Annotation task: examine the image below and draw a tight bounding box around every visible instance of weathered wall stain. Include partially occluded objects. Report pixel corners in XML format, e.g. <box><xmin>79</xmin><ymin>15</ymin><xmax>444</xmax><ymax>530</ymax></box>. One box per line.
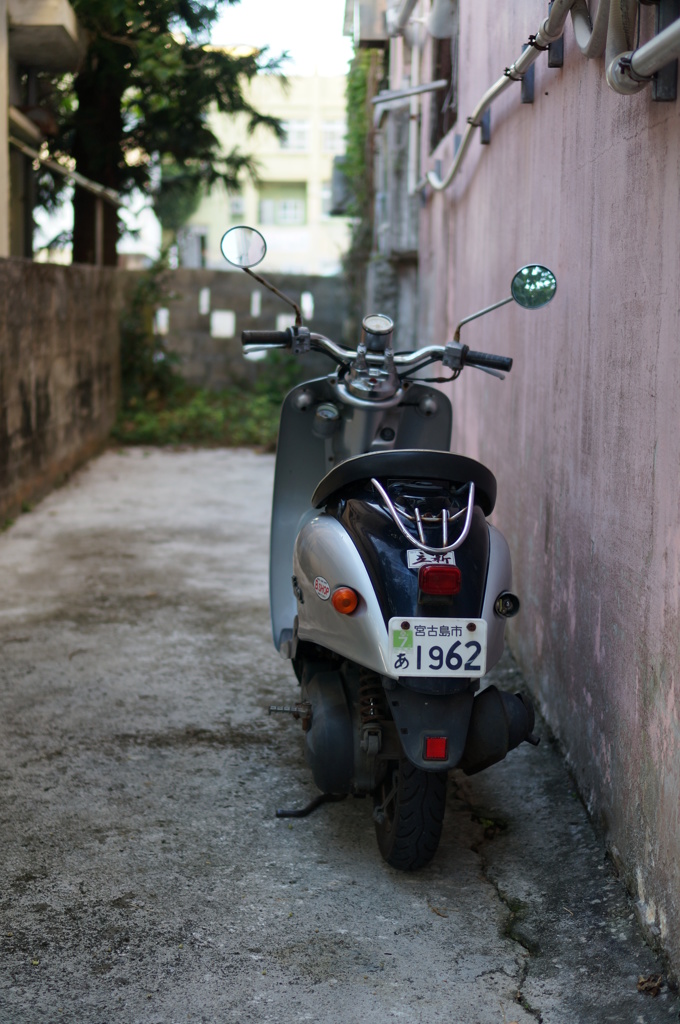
<box><xmin>0</xmin><ymin>259</ymin><xmax>121</xmax><ymax>521</ymax></box>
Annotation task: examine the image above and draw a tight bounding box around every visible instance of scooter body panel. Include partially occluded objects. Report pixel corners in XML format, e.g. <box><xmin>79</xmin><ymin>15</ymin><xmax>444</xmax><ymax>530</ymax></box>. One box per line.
<box><xmin>293</xmin><ymin>498</ymin><xmax>512</xmax><ymax>684</ymax></box>
<box><xmin>293</xmin><ymin>513</ymin><xmax>391</xmax><ymax>676</ymax></box>
<box><xmin>271</xmin><ymin>378</ymin><xmax>452</xmax><ymax>656</ymax></box>
<box><xmin>483</xmin><ymin>524</ymin><xmax>513</xmax><ymax>668</ymax></box>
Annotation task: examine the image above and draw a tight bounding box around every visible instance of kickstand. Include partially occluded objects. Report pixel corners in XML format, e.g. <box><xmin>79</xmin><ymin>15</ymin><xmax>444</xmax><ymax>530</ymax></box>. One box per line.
<box><xmin>276</xmin><ymin>793</ymin><xmax>347</xmax><ymax>819</ymax></box>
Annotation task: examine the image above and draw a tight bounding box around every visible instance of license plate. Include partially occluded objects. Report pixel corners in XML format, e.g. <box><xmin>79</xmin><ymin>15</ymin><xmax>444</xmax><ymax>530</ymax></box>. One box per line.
<box><xmin>388</xmin><ymin>617</ymin><xmax>487</xmax><ymax>678</ymax></box>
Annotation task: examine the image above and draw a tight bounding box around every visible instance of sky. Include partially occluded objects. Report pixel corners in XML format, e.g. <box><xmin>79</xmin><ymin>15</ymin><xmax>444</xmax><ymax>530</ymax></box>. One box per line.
<box><xmin>210</xmin><ymin>0</ymin><xmax>354</xmax><ymax>77</ymax></box>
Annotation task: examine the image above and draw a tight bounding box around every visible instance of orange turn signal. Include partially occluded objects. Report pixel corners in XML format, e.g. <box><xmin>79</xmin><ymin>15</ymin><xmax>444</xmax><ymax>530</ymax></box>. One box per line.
<box><xmin>331</xmin><ymin>587</ymin><xmax>359</xmax><ymax>615</ymax></box>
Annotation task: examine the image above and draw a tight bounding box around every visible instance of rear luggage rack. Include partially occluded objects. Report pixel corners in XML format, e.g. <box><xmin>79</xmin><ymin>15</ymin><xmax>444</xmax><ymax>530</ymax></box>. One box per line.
<box><xmin>370</xmin><ymin>478</ymin><xmax>476</xmax><ymax>554</ymax></box>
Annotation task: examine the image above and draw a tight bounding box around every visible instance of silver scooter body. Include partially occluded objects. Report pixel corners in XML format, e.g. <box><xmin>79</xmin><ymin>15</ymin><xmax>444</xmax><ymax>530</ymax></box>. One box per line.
<box><xmin>271</xmin><ymin>376</ymin><xmax>511</xmax><ymax>677</ymax></box>
<box><xmin>221</xmin><ymin>225</ymin><xmax>555</xmax><ymax>869</ymax></box>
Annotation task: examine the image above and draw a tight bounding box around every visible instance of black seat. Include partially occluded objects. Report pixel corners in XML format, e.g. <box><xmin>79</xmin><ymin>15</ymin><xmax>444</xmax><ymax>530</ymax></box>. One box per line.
<box><xmin>311</xmin><ymin>449</ymin><xmax>497</xmax><ymax>516</ymax></box>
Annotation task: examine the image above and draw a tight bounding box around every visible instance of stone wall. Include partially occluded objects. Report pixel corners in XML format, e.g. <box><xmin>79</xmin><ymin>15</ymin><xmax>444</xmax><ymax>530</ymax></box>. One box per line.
<box><xmin>415</xmin><ymin>1</ymin><xmax>680</xmax><ymax>972</ymax></box>
<box><xmin>0</xmin><ymin>258</ymin><xmax>121</xmax><ymax>521</ymax></box>
<box><xmin>155</xmin><ymin>268</ymin><xmax>351</xmax><ymax>389</ymax></box>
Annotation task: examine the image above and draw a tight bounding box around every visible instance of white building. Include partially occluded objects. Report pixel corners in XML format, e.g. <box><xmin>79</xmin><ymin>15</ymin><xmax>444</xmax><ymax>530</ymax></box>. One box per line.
<box><xmin>183</xmin><ymin>73</ymin><xmax>351</xmax><ymax>276</ymax></box>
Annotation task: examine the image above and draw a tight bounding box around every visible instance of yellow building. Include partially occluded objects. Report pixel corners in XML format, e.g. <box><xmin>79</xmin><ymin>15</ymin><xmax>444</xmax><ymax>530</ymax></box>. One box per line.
<box><xmin>183</xmin><ymin>73</ymin><xmax>351</xmax><ymax>276</ymax></box>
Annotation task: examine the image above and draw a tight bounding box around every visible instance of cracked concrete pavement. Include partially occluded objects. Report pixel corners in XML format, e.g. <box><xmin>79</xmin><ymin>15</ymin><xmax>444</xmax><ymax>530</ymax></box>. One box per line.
<box><xmin>0</xmin><ymin>447</ymin><xmax>677</xmax><ymax>1023</ymax></box>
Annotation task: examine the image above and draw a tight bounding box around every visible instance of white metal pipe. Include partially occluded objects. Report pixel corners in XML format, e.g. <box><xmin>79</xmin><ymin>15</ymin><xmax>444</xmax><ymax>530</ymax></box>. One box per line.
<box><xmin>372</xmin><ymin>79</ymin><xmax>449</xmax><ymax>105</ymax></box>
<box><xmin>425</xmin><ymin>73</ymin><xmax>512</xmax><ymax>191</ymax></box>
<box><xmin>427</xmin><ymin>0</ymin><xmax>457</xmax><ymax>39</ymax></box>
<box><xmin>539</xmin><ymin>0</ymin><xmax>583</xmax><ymax>44</ymax></box>
<box><xmin>424</xmin><ymin>0</ymin><xmax>680</xmax><ymax>192</ymax></box>
<box><xmin>604</xmin><ymin>0</ymin><xmax>643</xmax><ymax>92</ymax></box>
<box><xmin>425</xmin><ymin>0</ymin><xmax>582</xmax><ymax>191</ymax></box>
<box><xmin>571</xmin><ymin>0</ymin><xmax>610</xmax><ymax>57</ymax></box>
<box><xmin>386</xmin><ymin>0</ymin><xmax>419</xmax><ymax>36</ymax></box>
<box><xmin>608</xmin><ymin>15</ymin><xmax>680</xmax><ymax>91</ymax></box>
<box><xmin>633</xmin><ymin>15</ymin><xmax>680</xmax><ymax>75</ymax></box>
<box><xmin>408</xmin><ymin>23</ymin><xmax>421</xmax><ymax>195</ymax></box>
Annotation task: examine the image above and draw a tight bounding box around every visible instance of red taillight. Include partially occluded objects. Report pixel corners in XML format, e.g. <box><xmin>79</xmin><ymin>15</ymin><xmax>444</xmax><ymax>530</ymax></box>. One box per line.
<box><xmin>418</xmin><ymin>564</ymin><xmax>462</xmax><ymax>596</ymax></box>
<box><xmin>425</xmin><ymin>736</ymin><xmax>448</xmax><ymax>760</ymax></box>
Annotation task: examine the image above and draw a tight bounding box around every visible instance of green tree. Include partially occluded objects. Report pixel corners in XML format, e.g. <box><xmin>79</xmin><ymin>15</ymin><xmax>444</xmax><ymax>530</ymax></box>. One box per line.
<box><xmin>39</xmin><ymin>0</ymin><xmax>284</xmax><ymax>265</ymax></box>
<box><xmin>342</xmin><ymin>48</ymin><xmax>383</xmax><ymax>321</ymax></box>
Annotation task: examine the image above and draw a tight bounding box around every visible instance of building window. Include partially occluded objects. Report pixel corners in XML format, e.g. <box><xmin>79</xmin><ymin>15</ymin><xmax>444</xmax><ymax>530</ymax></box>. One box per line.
<box><xmin>277</xmin><ymin>199</ymin><xmax>305</xmax><ymax>225</ymax></box>
<box><xmin>229</xmin><ymin>195</ymin><xmax>245</xmax><ymax>219</ymax></box>
<box><xmin>430</xmin><ymin>29</ymin><xmax>459</xmax><ymax>153</ymax></box>
<box><xmin>280</xmin><ymin>121</ymin><xmax>310</xmax><ymax>152</ymax></box>
<box><xmin>321</xmin><ymin>120</ymin><xmax>346</xmax><ymax>155</ymax></box>
<box><xmin>321</xmin><ymin>182</ymin><xmax>333</xmax><ymax>219</ymax></box>
<box><xmin>258</xmin><ymin>183</ymin><xmax>307</xmax><ymax>226</ymax></box>
<box><xmin>259</xmin><ymin>198</ymin><xmax>276</xmax><ymax>225</ymax></box>
<box><xmin>177</xmin><ymin>225</ymin><xmax>207</xmax><ymax>268</ymax></box>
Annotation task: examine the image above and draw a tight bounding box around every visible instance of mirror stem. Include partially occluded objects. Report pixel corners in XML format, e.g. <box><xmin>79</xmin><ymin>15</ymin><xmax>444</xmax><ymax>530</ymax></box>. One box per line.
<box><xmin>453</xmin><ymin>295</ymin><xmax>513</xmax><ymax>339</ymax></box>
<box><xmin>244</xmin><ymin>268</ymin><xmax>302</xmax><ymax>326</ymax></box>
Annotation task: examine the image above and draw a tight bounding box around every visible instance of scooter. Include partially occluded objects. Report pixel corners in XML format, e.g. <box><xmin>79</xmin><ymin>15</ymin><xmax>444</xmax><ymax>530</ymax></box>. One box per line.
<box><xmin>221</xmin><ymin>226</ymin><xmax>556</xmax><ymax>870</ymax></box>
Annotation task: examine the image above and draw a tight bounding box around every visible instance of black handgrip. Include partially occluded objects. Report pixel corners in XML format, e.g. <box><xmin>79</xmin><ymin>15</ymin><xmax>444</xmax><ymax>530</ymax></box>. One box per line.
<box><xmin>465</xmin><ymin>348</ymin><xmax>513</xmax><ymax>372</ymax></box>
<box><xmin>241</xmin><ymin>329</ymin><xmax>291</xmax><ymax>346</ymax></box>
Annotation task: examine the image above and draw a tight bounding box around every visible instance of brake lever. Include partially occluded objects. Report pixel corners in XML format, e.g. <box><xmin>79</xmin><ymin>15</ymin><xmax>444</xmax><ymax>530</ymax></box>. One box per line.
<box><xmin>471</xmin><ymin>364</ymin><xmax>506</xmax><ymax>380</ymax></box>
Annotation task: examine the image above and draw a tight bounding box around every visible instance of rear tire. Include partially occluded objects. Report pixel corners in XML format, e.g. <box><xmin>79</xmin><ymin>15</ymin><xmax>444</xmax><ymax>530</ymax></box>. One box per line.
<box><xmin>373</xmin><ymin>758</ymin><xmax>447</xmax><ymax>870</ymax></box>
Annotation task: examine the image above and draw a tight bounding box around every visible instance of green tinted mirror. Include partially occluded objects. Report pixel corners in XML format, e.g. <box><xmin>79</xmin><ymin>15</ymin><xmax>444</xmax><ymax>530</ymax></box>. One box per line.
<box><xmin>220</xmin><ymin>226</ymin><xmax>267</xmax><ymax>268</ymax></box>
<box><xmin>511</xmin><ymin>265</ymin><xmax>556</xmax><ymax>309</ymax></box>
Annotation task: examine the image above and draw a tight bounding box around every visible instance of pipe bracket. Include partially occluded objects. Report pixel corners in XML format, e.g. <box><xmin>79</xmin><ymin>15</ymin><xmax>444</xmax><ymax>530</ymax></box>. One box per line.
<box><xmin>528</xmin><ymin>34</ymin><xmax>550</xmax><ymax>51</ymax></box>
<box><xmin>618</xmin><ymin>53</ymin><xmax>654</xmax><ymax>83</ymax></box>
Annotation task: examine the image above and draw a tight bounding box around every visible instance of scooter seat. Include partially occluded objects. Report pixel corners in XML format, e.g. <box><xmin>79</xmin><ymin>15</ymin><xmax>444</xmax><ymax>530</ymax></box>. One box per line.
<box><xmin>311</xmin><ymin>449</ymin><xmax>497</xmax><ymax>516</ymax></box>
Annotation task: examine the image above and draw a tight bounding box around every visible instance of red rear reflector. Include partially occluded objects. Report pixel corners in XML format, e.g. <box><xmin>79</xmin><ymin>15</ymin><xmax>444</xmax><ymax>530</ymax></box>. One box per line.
<box><xmin>331</xmin><ymin>587</ymin><xmax>359</xmax><ymax>614</ymax></box>
<box><xmin>418</xmin><ymin>564</ymin><xmax>462</xmax><ymax>595</ymax></box>
<box><xmin>425</xmin><ymin>736</ymin><xmax>448</xmax><ymax>760</ymax></box>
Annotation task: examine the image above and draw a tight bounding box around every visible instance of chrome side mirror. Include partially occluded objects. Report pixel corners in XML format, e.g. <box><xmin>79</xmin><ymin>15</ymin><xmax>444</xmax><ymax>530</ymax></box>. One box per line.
<box><xmin>219</xmin><ymin>225</ymin><xmax>303</xmax><ymax>326</ymax></box>
<box><xmin>510</xmin><ymin>265</ymin><xmax>557</xmax><ymax>309</ymax></box>
<box><xmin>220</xmin><ymin>226</ymin><xmax>267</xmax><ymax>269</ymax></box>
<box><xmin>454</xmin><ymin>263</ymin><xmax>557</xmax><ymax>340</ymax></box>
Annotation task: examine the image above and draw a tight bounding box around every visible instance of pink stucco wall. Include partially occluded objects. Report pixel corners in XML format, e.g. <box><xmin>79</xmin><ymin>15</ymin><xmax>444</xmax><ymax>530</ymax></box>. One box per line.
<box><xmin>414</xmin><ymin>2</ymin><xmax>680</xmax><ymax>971</ymax></box>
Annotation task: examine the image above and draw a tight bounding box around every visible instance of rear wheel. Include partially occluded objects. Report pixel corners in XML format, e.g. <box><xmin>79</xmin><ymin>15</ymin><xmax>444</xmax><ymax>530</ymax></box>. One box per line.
<box><xmin>373</xmin><ymin>758</ymin><xmax>447</xmax><ymax>870</ymax></box>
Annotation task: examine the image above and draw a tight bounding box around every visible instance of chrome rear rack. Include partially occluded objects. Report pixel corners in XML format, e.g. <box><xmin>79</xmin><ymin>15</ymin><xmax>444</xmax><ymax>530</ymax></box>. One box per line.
<box><xmin>370</xmin><ymin>478</ymin><xmax>476</xmax><ymax>554</ymax></box>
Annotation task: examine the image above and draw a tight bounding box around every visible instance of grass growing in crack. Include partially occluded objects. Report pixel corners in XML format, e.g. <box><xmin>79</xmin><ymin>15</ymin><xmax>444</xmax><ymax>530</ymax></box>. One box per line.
<box><xmin>112</xmin><ymin>352</ymin><xmax>305</xmax><ymax>449</ymax></box>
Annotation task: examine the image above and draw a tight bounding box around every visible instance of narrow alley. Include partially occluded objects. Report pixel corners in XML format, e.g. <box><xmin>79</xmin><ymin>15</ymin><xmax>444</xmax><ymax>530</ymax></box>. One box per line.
<box><xmin>0</xmin><ymin>448</ymin><xmax>676</xmax><ymax>1023</ymax></box>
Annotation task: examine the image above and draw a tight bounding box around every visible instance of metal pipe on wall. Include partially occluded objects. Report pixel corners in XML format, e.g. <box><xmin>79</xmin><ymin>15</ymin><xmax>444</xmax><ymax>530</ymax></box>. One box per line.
<box><xmin>423</xmin><ymin>0</ymin><xmax>680</xmax><ymax>191</ymax></box>
<box><xmin>608</xmin><ymin>13</ymin><xmax>680</xmax><ymax>89</ymax></box>
<box><xmin>386</xmin><ymin>0</ymin><xmax>420</xmax><ymax>37</ymax></box>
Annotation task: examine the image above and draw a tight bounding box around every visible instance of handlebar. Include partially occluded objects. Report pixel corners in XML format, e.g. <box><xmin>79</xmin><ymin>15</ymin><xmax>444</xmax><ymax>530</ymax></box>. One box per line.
<box><xmin>464</xmin><ymin>349</ymin><xmax>513</xmax><ymax>372</ymax></box>
<box><xmin>241</xmin><ymin>329</ymin><xmax>291</xmax><ymax>346</ymax></box>
<box><xmin>241</xmin><ymin>329</ymin><xmax>512</xmax><ymax>375</ymax></box>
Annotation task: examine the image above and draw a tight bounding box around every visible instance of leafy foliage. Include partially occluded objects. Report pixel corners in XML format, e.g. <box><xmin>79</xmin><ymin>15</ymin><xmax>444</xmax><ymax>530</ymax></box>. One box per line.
<box><xmin>115</xmin><ymin>262</ymin><xmax>304</xmax><ymax>448</ymax></box>
<box><xmin>342</xmin><ymin>48</ymin><xmax>384</xmax><ymax>317</ymax></box>
<box><xmin>36</xmin><ymin>0</ymin><xmax>285</xmax><ymax>260</ymax></box>
<box><xmin>119</xmin><ymin>256</ymin><xmax>182</xmax><ymax>407</ymax></box>
<box><xmin>113</xmin><ymin>352</ymin><xmax>305</xmax><ymax>449</ymax></box>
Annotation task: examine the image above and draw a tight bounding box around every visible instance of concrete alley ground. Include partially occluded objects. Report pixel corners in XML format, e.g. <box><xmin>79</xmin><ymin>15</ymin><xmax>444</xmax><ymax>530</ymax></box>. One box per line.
<box><xmin>0</xmin><ymin>448</ymin><xmax>677</xmax><ymax>1024</ymax></box>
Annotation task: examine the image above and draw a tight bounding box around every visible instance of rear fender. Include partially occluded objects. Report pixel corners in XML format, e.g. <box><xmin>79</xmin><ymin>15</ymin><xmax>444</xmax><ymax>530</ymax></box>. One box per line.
<box><xmin>384</xmin><ymin>683</ymin><xmax>474</xmax><ymax>770</ymax></box>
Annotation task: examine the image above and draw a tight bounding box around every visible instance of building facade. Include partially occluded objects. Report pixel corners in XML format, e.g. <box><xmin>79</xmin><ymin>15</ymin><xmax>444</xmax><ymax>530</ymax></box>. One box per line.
<box><xmin>183</xmin><ymin>73</ymin><xmax>351</xmax><ymax>276</ymax></box>
<box><xmin>0</xmin><ymin>0</ymin><xmax>85</xmax><ymax>258</ymax></box>
<box><xmin>353</xmin><ymin>0</ymin><xmax>680</xmax><ymax>975</ymax></box>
